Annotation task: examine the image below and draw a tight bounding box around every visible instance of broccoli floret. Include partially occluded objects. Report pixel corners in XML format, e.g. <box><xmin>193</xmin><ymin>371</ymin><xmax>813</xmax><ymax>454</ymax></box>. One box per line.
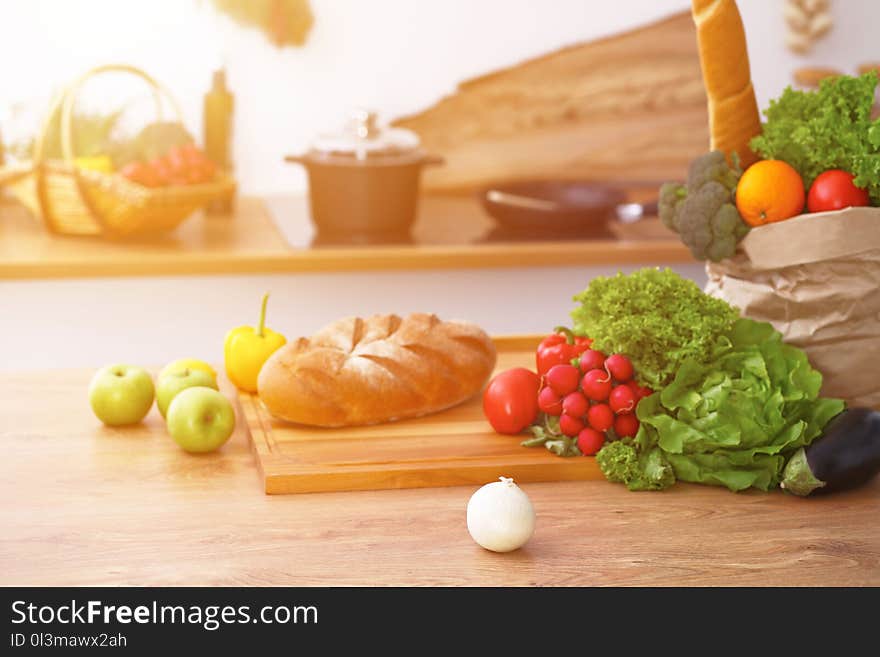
<box><xmin>657</xmin><ymin>150</ymin><xmax>750</xmax><ymax>262</ymax></box>
<box><xmin>596</xmin><ymin>440</ymin><xmax>676</xmax><ymax>491</ymax></box>
<box><xmin>687</xmin><ymin>150</ymin><xmax>742</xmax><ymax>190</ymax></box>
<box><xmin>678</xmin><ymin>181</ymin><xmax>729</xmax><ymax>260</ymax></box>
<box><xmin>711</xmin><ymin>203</ymin><xmax>742</xmax><ymax>234</ymax></box>
<box><xmin>659</xmin><ymin>182</ymin><xmax>687</xmax><ymax>232</ymax></box>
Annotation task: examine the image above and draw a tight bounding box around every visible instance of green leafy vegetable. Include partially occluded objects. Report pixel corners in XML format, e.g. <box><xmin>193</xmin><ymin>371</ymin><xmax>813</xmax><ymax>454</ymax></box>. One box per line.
<box><xmin>570</xmin><ymin>268</ymin><xmax>740</xmax><ymax>389</ymax></box>
<box><xmin>600</xmin><ymin>318</ymin><xmax>845</xmax><ymax>492</ymax></box>
<box><xmin>750</xmin><ymin>71</ymin><xmax>880</xmax><ymax>204</ymax></box>
<box><xmin>659</xmin><ymin>151</ymin><xmax>750</xmax><ymax>262</ymax></box>
<box><xmin>596</xmin><ymin>436</ymin><xmax>675</xmax><ymax>491</ymax></box>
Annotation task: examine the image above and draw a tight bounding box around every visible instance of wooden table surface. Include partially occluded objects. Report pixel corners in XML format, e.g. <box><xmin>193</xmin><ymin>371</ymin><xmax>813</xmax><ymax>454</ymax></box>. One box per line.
<box><xmin>2</xmin><ymin>368</ymin><xmax>878</xmax><ymax>587</ymax></box>
<box><xmin>0</xmin><ymin>193</ymin><xmax>691</xmax><ymax>280</ymax></box>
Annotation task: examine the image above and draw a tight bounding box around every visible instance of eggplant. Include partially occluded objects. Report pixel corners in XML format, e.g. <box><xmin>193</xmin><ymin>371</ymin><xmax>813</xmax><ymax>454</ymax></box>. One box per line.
<box><xmin>781</xmin><ymin>408</ymin><xmax>880</xmax><ymax>497</ymax></box>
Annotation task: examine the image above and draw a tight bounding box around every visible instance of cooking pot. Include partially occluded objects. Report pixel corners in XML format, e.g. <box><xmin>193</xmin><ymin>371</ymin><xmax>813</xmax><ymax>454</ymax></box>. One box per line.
<box><xmin>284</xmin><ymin>109</ymin><xmax>443</xmax><ymax>238</ymax></box>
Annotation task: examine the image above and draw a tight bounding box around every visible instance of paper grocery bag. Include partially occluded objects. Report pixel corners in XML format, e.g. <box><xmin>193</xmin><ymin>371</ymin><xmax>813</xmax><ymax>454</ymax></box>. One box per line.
<box><xmin>705</xmin><ymin>207</ymin><xmax>880</xmax><ymax>409</ymax></box>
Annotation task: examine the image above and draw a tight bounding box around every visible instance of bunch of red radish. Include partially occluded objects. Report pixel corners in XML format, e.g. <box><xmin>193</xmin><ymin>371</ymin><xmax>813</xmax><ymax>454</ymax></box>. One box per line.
<box><xmin>538</xmin><ymin>349</ymin><xmax>652</xmax><ymax>456</ymax></box>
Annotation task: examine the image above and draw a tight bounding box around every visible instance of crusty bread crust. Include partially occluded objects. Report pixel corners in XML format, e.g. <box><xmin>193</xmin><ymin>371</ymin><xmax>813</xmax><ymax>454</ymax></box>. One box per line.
<box><xmin>691</xmin><ymin>0</ymin><xmax>762</xmax><ymax>166</ymax></box>
<box><xmin>257</xmin><ymin>313</ymin><xmax>497</xmax><ymax>427</ymax></box>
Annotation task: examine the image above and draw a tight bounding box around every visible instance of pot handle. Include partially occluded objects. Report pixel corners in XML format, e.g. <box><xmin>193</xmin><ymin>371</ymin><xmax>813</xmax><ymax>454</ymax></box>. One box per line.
<box><xmin>283</xmin><ymin>154</ymin><xmax>307</xmax><ymax>165</ymax></box>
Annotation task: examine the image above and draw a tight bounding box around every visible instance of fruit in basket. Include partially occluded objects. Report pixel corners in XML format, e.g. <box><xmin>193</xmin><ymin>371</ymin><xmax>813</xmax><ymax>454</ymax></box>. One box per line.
<box><xmin>736</xmin><ymin>159</ymin><xmax>806</xmax><ymax>226</ymax></box>
<box><xmin>129</xmin><ymin>121</ymin><xmax>194</xmax><ymax>163</ymax></box>
<box><xmin>74</xmin><ymin>155</ymin><xmax>114</xmax><ymax>173</ymax></box>
<box><xmin>88</xmin><ymin>364</ymin><xmax>155</xmax><ymax>426</ymax></box>
<box><xmin>807</xmin><ymin>169</ymin><xmax>871</xmax><ymax>213</ymax></box>
<box><xmin>120</xmin><ymin>142</ymin><xmax>218</xmax><ymax>188</ymax></box>
<box><xmin>120</xmin><ymin>160</ymin><xmax>161</xmax><ymax>187</ymax></box>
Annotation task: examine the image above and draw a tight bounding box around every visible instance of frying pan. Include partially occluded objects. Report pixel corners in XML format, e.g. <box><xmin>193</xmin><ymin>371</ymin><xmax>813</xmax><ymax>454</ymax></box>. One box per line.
<box><xmin>479</xmin><ymin>180</ymin><xmax>657</xmax><ymax>237</ymax></box>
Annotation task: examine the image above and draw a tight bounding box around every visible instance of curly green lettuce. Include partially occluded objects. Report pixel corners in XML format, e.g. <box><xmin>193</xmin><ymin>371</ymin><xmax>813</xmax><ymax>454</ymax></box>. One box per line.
<box><xmin>602</xmin><ymin>318</ymin><xmax>845</xmax><ymax>493</ymax></box>
<box><xmin>750</xmin><ymin>70</ymin><xmax>880</xmax><ymax>204</ymax></box>
<box><xmin>596</xmin><ymin>437</ymin><xmax>675</xmax><ymax>491</ymax></box>
<box><xmin>570</xmin><ymin>268</ymin><xmax>740</xmax><ymax>388</ymax></box>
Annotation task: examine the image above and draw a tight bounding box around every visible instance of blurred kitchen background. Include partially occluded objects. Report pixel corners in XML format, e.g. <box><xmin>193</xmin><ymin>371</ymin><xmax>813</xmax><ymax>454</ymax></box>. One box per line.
<box><xmin>1</xmin><ymin>0</ymin><xmax>877</xmax><ymax>371</ymax></box>
<box><xmin>3</xmin><ymin>0</ymin><xmax>875</xmax><ymax>195</ymax></box>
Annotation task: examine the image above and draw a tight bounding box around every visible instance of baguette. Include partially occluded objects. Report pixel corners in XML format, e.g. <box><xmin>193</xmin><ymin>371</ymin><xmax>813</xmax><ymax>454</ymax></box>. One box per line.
<box><xmin>257</xmin><ymin>313</ymin><xmax>497</xmax><ymax>427</ymax></box>
<box><xmin>691</xmin><ymin>0</ymin><xmax>762</xmax><ymax>166</ymax></box>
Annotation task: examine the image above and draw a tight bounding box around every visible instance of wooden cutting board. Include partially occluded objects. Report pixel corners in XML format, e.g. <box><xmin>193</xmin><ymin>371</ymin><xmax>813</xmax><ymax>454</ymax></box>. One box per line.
<box><xmin>241</xmin><ymin>335</ymin><xmax>601</xmax><ymax>494</ymax></box>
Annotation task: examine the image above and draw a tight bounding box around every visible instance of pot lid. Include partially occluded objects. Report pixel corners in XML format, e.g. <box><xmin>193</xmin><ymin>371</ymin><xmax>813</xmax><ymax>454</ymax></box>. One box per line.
<box><xmin>310</xmin><ymin>109</ymin><xmax>420</xmax><ymax>160</ymax></box>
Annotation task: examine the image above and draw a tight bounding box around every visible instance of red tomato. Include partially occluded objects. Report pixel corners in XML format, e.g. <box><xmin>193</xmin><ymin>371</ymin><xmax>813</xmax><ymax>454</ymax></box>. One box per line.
<box><xmin>120</xmin><ymin>161</ymin><xmax>159</xmax><ymax>187</ymax></box>
<box><xmin>482</xmin><ymin>368</ymin><xmax>540</xmax><ymax>434</ymax></box>
<box><xmin>149</xmin><ymin>157</ymin><xmax>172</xmax><ymax>186</ymax></box>
<box><xmin>200</xmin><ymin>158</ymin><xmax>217</xmax><ymax>180</ymax></box>
<box><xmin>166</xmin><ymin>145</ymin><xmax>188</xmax><ymax>175</ymax></box>
<box><xmin>807</xmin><ymin>170</ymin><xmax>870</xmax><ymax>213</ymax></box>
<box><xmin>180</xmin><ymin>142</ymin><xmax>203</xmax><ymax>163</ymax></box>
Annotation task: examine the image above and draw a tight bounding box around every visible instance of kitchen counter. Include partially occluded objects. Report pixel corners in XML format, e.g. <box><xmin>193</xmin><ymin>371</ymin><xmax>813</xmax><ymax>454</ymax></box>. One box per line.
<box><xmin>2</xmin><ymin>368</ymin><xmax>878</xmax><ymax>587</ymax></box>
<box><xmin>0</xmin><ymin>194</ymin><xmax>691</xmax><ymax>280</ymax></box>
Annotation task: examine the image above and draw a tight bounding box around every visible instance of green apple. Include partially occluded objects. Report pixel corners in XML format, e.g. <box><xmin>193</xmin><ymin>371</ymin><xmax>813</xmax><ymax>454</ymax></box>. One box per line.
<box><xmin>88</xmin><ymin>364</ymin><xmax>155</xmax><ymax>426</ymax></box>
<box><xmin>156</xmin><ymin>368</ymin><xmax>218</xmax><ymax>418</ymax></box>
<box><xmin>166</xmin><ymin>387</ymin><xmax>235</xmax><ymax>453</ymax></box>
<box><xmin>158</xmin><ymin>358</ymin><xmax>217</xmax><ymax>383</ymax></box>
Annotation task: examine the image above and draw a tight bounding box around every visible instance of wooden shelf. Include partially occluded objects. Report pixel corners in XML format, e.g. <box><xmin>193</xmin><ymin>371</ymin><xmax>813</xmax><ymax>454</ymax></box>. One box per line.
<box><xmin>0</xmin><ymin>193</ymin><xmax>692</xmax><ymax>280</ymax></box>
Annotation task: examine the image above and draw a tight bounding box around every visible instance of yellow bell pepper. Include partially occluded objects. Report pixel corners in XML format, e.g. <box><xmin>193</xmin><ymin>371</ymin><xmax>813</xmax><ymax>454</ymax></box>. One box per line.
<box><xmin>224</xmin><ymin>293</ymin><xmax>287</xmax><ymax>393</ymax></box>
<box><xmin>74</xmin><ymin>155</ymin><xmax>115</xmax><ymax>173</ymax></box>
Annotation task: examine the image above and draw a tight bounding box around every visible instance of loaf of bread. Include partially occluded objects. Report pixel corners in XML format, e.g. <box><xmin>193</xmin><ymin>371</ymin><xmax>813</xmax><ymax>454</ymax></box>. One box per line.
<box><xmin>691</xmin><ymin>0</ymin><xmax>762</xmax><ymax>166</ymax></box>
<box><xmin>257</xmin><ymin>313</ymin><xmax>497</xmax><ymax>427</ymax></box>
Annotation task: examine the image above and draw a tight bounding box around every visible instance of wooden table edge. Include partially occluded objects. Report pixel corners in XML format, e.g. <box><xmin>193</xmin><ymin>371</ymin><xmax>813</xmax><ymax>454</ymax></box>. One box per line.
<box><xmin>0</xmin><ymin>241</ymin><xmax>694</xmax><ymax>280</ymax></box>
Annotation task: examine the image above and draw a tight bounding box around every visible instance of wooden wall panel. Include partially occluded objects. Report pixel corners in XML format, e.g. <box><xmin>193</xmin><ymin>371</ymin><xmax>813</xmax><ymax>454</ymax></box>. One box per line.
<box><xmin>394</xmin><ymin>11</ymin><xmax>708</xmax><ymax>192</ymax></box>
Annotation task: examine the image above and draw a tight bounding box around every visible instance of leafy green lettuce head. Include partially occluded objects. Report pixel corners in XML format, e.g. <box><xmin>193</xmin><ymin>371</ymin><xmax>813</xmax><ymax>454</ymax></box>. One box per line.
<box><xmin>570</xmin><ymin>268</ymin><xmax>739</xmax><ymax>388</ymax></box>
<box><xmin>635</xmin><ymin>319</ymin><xmax>845</xmax><ymax>492</ymax></box>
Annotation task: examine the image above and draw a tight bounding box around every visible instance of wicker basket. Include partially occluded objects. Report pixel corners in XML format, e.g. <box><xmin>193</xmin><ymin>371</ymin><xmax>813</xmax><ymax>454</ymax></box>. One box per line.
<box><xmin>0</xmin><ymin>64</ymin><xmax>235</xmax><ymax>238</ymax></box>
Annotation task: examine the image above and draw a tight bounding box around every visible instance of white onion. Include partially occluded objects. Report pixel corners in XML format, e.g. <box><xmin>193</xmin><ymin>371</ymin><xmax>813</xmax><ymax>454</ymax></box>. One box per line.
<box><xmin>466</xmin><ymin>476</ymin><xmax>535</xmax><ymax>552</ymax></box>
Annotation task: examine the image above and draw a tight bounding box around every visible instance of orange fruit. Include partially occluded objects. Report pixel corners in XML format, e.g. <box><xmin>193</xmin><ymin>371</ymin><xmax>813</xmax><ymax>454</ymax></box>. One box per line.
<box><xmin>735</xmin><ymin>160</ymin><xmax>806</xmax><ymax>226</ymax></box>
